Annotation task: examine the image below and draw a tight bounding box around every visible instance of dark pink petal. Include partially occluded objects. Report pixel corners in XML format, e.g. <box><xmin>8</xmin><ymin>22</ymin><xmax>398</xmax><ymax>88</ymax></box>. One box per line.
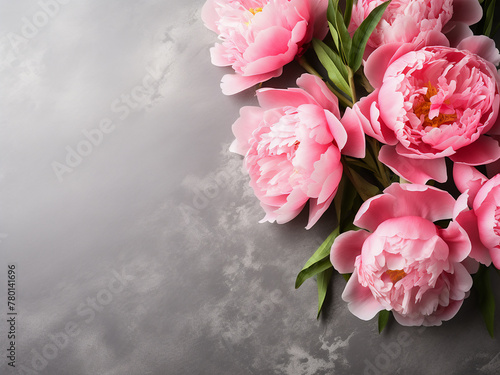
<box><xmin>444</xmin><ymin>22</ymin><xmax>473</xmax><ymax>48</ymax></box>
<box><xmin>451</xmin><ymin>0</ymin><xmax>483</xmax><ymax>25</ymax></box>
<box><xmin>491</xmin><ymin>248</ymin><xmax>500</xmax><ymax>269</ymax></box>
<box><xmin>342</xmin><ymin>272</ymin><xmax>385</xmax><ymax>320</ymax></box>
<box><xmin>330</xmin><ymin>230</ymin><xmax>370</xmax><ymax>273</ymax></box>
<box><xmin>379</xmin><ymin>145</ymin><xmax>448</xmax><ymax>184</ymax></box>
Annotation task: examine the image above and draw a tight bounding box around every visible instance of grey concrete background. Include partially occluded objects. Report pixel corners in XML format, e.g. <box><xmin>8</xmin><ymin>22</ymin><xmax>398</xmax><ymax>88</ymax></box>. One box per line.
<box><xmin>0</xmin><ymin>1</ymin><xmax>500</xmax><ymax>374</ymax></box>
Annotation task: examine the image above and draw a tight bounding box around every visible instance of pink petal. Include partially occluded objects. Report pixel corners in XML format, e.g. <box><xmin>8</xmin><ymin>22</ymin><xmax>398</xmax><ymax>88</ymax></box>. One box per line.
<box><xmin>354</xmin><ymin>193</ymin><xmax>398</xmax><ymax>232</ymax></box>
<box><xmin>324</xmin><ymin>111</ymin><xmax>347</xmax><ymax>150</ymax></box>
<box><xmin>450</xmin><ymin>136</ymin><xmax>500</xmax><ymax>166</ymax></box>
<box><xmin>307</xmin><ymin>146</ymin><xmax>342</xmax><ymax>203</ymax></box>
<box><xmin>382</xmin><ymin>183</ymin><xmax>456</xmax><ymax>222</ymax></box>
<box><xmin>242</xmin><ymin>27</ymin><xmax>295</xmax><ymax>74</ymax></box>
<box><xmin>296</xmin><ymin>74</ymin><xmax>340</xmax><ymax>117</ymax></box>
<box><xmin>345</xmin><ymin>92</ymin><xmax>398</xmax><ymax>145</ymax></box>
<box><xmin>306</xmin><ymin>193</ymin><xmax>335</xmax><ymax>230</ymax></box>
<box><xmin>364</xmin><ymin>43</ymin><xmax>408</xmax><ymax>89</ymax></box>
<box><xmin>379</xmin><ymin>145</ymin><xmax>448</xmax><ymax>184</ymax></box>
<box><xmin>330</xmin><ymin>230</ymin><xmax>370</xmax><ymax>273</ymax></box>
<box><xmin>452</xmin><ymin>164</ymin><xmax>487</xmax><ymax>204</ymax></box>
<box><xmin>334</xmin><ymin>110</ymin><xmax>366</xmax><ymax>158</ymax></box>
<box><xmin>342</xmin><ymin>272</ymin><xmax>385</xmax><ymax>321</ymax></box>
<box><xmin>438</xmin><ymin>221</ymin><xmax>471</xmax><ymax>263</ymax></box>
<box><xmin>210</xmin><ymin>44</ymin><xmax>233</xmax><ymax>66</ymax></box>
<box><xmin>200</xmin><ymin>0</ymin><xmax>219</xmax><ymax>33</ymax></box>
<box><xmin>221</xmin><ymin>70</ymin><xmax>282</xmax><ymax>95</ymax></box>
<box><xmin>256</xmin><ymin>87</ymin><xmax>314</xmax><ymax>109</ymax></box>
<box><xmin>229</xmin><ymin>106</ymin><xmax>266</xmax><ymax>156</ymax></box>
<box><xmin>455</xmin><ymin>209</ymin><xmax>492</xmax><ymax>265</ymax></box>
<box><xmin>457</xmin><ymin>35</ymin><xmax>500</xmax><ymax>66</ymax></box>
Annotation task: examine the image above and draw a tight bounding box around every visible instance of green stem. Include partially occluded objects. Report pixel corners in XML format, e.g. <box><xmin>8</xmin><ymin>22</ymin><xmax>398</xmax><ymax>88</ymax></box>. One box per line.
<box><xmin>368</xmin><ymin>138</ymin><xmax>391</xmax><ymax>188</ymax></box>
<box><xmin>298</xmin><ymin>56</ymin><xmax>353</xmax><ymax>108</ymax></box>
<box><xmin>347</xmin><ymin>66</ymin><xmax>357</xmax><ymax>104</ymax></box>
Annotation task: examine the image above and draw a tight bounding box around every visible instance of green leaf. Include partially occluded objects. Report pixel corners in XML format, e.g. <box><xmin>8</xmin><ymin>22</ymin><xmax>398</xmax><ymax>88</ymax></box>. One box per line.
<box><xmin>295</xmin><ymin>227</ymin><xmax>340</xmax><ymax>289</ymax></box>
<box><xmin>334</xmin><ymin>174</ymin><xmax>362</xmax><ymax>232</ymax></box>
<box><xmin>473</xmin><ymin>265</ymin><xmax>496</xmax><ymax>337</ymax></box>
<box><xmin>327</xmin><ymin>0</ymin><xmax>339</xmax><ymax>25</ymax></box>
<box><xmin>317</xmin><ymin>267</ymin><xmax>334</xmax><ymax>318</ymax></box>
<box><xmin>328</xmin><ymin>21</ymin><xmax>340</xmax><ymax>53</ymax></box>
<box><xmin>342</xmin><ymin>273</ymin><xmax>351</xmax><ymax>282</ymax></box>
<box><xmin>349</xmin><ymin>0</ymin><xmax>391</xmax><ymax>72</ymax></box>
<box><xmin>378</xmin><ymin>310</ymin><xmax>391</xmax><ymax>333</ymax></box>
<box><xmin>483</xmin><ymin>0</ymin><xmax>496</xmax><ymax>37</ymax></box>
<box><xmin>346</xmin><ymin>166</ymin><xmax>381</xmax><ymax>201</ymax></box>
<box><xmin>312</xmin><ymin>39</ymin><xmax>351</xmax><ymax>95</ymax></box>
<box><xmin>344</xmin><ymin>0</ymin><xmax>354</xmax><ymax>27</ymax></box>
<box><xmin>334</xmin><ymin>7</ymin><xmax>352</xmax><ymax>63</ymax></box>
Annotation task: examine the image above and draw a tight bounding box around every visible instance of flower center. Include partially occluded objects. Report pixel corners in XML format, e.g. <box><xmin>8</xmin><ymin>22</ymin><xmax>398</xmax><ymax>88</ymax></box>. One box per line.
<box><xmin>385</xmin><ymin>269</ymin><xmax>407</xmax><ymax>283</ymax></box>
<box><xmin>248</xmin><ymin>7</ymin><xmax>263</xmax><ymax>15</ymax></box>
<box><xmin>412</xmin><ymin>83</ymin><xmax>457</xmax><ymax>128</ymax></box>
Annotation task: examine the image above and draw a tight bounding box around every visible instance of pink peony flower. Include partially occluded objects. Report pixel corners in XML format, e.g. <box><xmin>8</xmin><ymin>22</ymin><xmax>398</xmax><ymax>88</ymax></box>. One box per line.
<box><xmin>230</xmin><ymin>74</ymin><xmax>365</xmax><ymax>229</ymax></box>
<box><xmin>342</xmin><ymin>36</ymin><xmax>500</xmax><ymax>184</ymax></box>
<box><xmin>454</xmin><ymin>163</ymin><xmax>500</xmax><ymax>268</ymax></box>
<box><xmin>201</xmin><ymin>0</ymin><xmax>328</xmax><ymax>95</ymax></box>
<box><xmin>330</xmin><ymin>183</ymin><xmax>472</xmax><ymax>326</ymax></box>
<box><xmin>349</xmin><ymin>0</ymin><xmax>483</xmax><ymax>58</ymax></box>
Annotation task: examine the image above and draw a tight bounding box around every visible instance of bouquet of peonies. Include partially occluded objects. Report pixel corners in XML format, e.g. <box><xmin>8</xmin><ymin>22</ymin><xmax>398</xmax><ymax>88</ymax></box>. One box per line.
<box><xmin>202</xmin><ymin>0</ymin><xmax>500</xmax><ymax>333</ymax></box>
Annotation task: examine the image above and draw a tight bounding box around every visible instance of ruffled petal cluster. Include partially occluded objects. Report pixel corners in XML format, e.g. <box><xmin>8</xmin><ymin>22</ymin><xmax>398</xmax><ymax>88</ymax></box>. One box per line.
<box><xmin>330</xmin><ymin>184</ymin><xmax>472</xmax><ymax>326</ymax></box>
<box><xmin>349</xmin><ymin>0</ymin><xmax>482</xmax><ymax>57</ymax></box>
<box><xmin>230</xmin><ymin>74</ymin><xmax>365</xmax><ymax>228</ymax></box>
<box><xmin>202</xmin><ymin>0</ymin><xmax>328</xmax><ymax>95</ymax></box>
<box><xmin>342</xmin><ymin>36</ymin><xmax>500</xmax><ymax>184</ymax></box>
<box><xmin>454</xmin><ymin>164</ymin><xmax>500</xmax><ymax>268</ymax></box>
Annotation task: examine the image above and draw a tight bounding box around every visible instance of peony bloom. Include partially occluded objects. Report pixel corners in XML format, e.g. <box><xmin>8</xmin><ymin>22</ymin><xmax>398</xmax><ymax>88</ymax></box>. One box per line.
<box><xmin>349</xmin><ymin>0</ymin><xmax>483</xmax><ymax>57</ymax></box>
<box><xmin>230</xmin><ymin>74</ymin><xmax>365</xmax><ymax>229</ymax></box>
<box><xmin>342</xmin><ymin>36</ymin><xmax>500</xmax><ymax>184</ymax></box>
<box><xmin>330</xmin><ymin>183</ymin><xmax>472</xmax><ymax>326</ymax></box>
<box><xmin>201</xmin><ymin>0</ymin><xmax>328</xmax><ymax>95</ymax></box>
<box><xmin>454</xmin><ymin>163</ymin><xmax>500</xmax><ymax>268</ymax></box>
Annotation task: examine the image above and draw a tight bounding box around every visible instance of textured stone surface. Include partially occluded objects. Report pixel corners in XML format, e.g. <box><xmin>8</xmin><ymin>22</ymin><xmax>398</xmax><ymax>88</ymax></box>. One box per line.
<box><xmin>1</xmin><ymin>1</ymin><xmax>500</xmax><ymax>374</ymax></box>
